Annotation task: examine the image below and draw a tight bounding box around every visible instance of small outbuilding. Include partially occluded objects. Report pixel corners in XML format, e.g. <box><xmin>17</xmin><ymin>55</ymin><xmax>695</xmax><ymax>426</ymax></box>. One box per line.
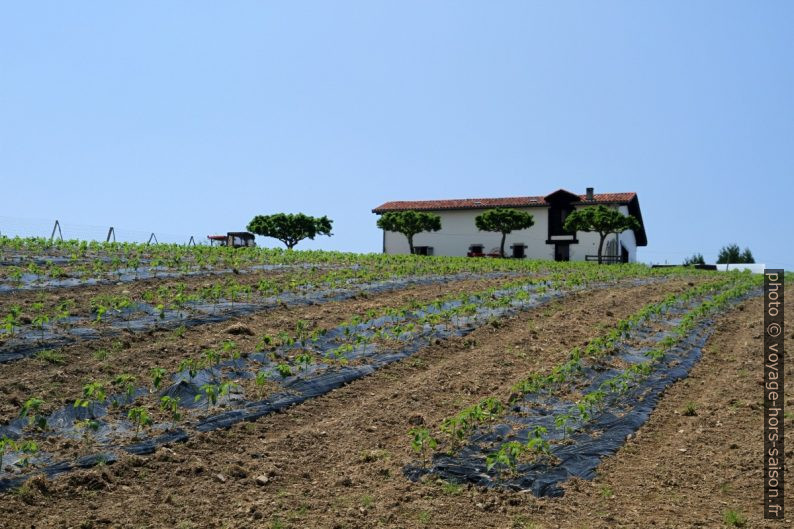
<box><xmin>207</xmin><ymin>232</ymin><xmax>257</xmax><ymax>248</ymax></box>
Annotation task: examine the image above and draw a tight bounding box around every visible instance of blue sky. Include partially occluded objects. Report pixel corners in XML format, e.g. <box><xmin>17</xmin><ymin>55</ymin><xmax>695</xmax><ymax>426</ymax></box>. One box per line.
<box><xmin>1</xmin><ymin>2</ymin><xmax>792</xmax><ymax>268</ymax></box>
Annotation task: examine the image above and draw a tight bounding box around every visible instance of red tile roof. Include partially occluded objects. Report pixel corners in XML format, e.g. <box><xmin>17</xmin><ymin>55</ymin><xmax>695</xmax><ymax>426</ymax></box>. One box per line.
<box><xmin>372</xmin><ymin>191</ymin><xmax>638</xmax><ymax>213</ymax></box>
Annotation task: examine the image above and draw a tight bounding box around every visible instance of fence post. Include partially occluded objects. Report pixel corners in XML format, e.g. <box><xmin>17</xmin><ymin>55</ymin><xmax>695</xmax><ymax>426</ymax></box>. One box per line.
<box><xmin>147</xmin><ymin>233</ymin><xmax>158</xmax><ymax>245</ymax></box>
<box><xmin>50</xmin><ymin>220</ymin><xmax>63</xmax><ymax>242</ymax></box>
<box><xmin>106</xmin><ymin>227</ymin><xmax>116</xmax><ymax>243</ymax></box>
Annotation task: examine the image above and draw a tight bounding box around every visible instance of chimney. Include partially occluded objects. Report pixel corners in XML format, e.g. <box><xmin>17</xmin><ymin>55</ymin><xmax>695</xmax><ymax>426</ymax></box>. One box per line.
<box><xmin>586</xmin><ymin>187</ymin><xmax>594</xmax><ymax>201</ymax></box>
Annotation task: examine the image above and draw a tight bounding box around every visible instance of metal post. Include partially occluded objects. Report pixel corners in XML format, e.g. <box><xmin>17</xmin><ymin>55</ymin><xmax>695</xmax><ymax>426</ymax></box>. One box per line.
<box><xmin>106</xmin><ymin>227</ymin><xmax>116</xmax><ymax>243</ymax></box>
<box><xmin>147</xmin><ymin>233</ymin><xmax>158</xmax><ymax>245</ymax></box>
<box><xmin>187</xmin><ymin>236</ymin><xmax>195</xmax><ymax>247</ymax></box>
<box><xmin>50</xmin><ymin>220</ymin><xmax>63</xmax><ymax>242</ymax></box>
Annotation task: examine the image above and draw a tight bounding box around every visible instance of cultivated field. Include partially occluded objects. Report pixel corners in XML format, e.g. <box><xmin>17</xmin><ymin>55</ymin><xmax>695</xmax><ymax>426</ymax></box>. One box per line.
<box><xmin>0</xmin><ymin>238</ymin><xmax>790</xmax><ymax>528</ymax></box>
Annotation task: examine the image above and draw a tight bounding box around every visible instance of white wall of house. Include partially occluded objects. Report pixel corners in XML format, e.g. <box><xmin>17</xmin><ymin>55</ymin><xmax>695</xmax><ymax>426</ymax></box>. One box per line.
<box><xmin>380</xmin><ymin>205</ymin><xmax>639</xmax><ymax>262</ymax></box>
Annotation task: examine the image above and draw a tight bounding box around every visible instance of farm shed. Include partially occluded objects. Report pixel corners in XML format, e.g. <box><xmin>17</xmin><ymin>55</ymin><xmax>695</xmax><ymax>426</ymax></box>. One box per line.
<box><xmin>207</xmin><ymin>232</ymin><xmax>257</xmax><ymax>248</ymax></box>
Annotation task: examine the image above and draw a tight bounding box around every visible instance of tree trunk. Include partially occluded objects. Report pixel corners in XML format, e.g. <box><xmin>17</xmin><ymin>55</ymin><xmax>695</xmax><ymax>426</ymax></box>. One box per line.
<box><xmin>597</xmin><ymin>233</ymin><xmax>606</xmax><ymax>264</ymax></box>
<box><xmin>500</xmin><ymin>232</ymin><xmax>507</xmax><ymax>258</ymax></box>
<box><xmin>407</xmin><ymin>234</ymin><xmax>415</xmax><ymax>255</ymax></box>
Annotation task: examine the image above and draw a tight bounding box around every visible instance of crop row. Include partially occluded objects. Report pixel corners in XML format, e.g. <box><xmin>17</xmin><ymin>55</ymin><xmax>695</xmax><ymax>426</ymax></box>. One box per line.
<box><xmin>0</xmin><ymin>261</ymin><xmax>708</xmax><ymax>363</ymax></box>
<box><xmin>1</xmin><ymin>236</ymin><xmax>716</xmax><ymax>293</ymax></box>
<box><xmin>409</xmin><ymin>275</ymin><xmax>742</xmax><ymax>453</ymax></box>
<box><xmin>405</xmin><ymin>272</ymin><xmax>761</xmax><ymax>495</ymax></box>
<box><xmin>0</xmin><ymin>271</ymin><xmax>677</xmax><ymax>490</ymax></box>
<box><xmin>0</xmin><ymin>236</ymin><xmax>545</xmax><ymax>284</ymax></box>
<box><xmin>0</xmin><ymin>270</ymin><xmax>516</xmax><ymax>364</ymax></box>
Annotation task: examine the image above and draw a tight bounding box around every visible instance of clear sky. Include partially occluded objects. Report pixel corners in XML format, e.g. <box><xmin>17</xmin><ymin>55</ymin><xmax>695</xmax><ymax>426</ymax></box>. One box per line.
<box><xmin>1</xmin><ymin>2</ymin><xmax>792</xmax><ymax>268</ymax></box>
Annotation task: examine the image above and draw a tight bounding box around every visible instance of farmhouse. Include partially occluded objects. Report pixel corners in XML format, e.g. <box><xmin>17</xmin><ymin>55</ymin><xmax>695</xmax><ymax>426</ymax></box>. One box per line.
<box><xmin>372</xmin><ymin>188</ymin><xmax>647</xmax><ymax>262</ymax></box>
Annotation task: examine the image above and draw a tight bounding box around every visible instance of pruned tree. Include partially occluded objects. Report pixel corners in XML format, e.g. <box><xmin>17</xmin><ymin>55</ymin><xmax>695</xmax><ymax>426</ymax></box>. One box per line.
<box><xmin>717</xmin><ymin>244</ymin><xmax>755</xmax><ymax>264</ymax></box>
<box><xmin>247</xmin><ymin>213</ymin><xmax>332</xmax><ymax>249</ymax></box>
<box><xmin>376</xmin><ymin>211</ymin><xmax>441</xmax><ymax>255</ymax></box>
<box><xmin>474</xmin><ymin>208</ymin><xmax>535</xmax><ymax>258</ymax></box>
<box><xmin>563</xmin><ymin>205</ymin><xmax>641</xmax><ymax>264</ymax></box>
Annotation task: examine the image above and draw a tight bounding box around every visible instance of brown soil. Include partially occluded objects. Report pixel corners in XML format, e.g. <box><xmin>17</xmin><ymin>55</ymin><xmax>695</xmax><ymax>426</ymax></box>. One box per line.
<box><xmin>0</xmin><ymin>277</ymin><xmax>742</xmax><ymax>529</ymax></box>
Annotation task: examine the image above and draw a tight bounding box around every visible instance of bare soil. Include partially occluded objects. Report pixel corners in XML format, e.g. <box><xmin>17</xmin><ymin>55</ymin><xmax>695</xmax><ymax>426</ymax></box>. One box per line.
<box><xmin>0</xmin><ymin>277</ymin><xmax>754</xmax><ymax>529</ymax></box>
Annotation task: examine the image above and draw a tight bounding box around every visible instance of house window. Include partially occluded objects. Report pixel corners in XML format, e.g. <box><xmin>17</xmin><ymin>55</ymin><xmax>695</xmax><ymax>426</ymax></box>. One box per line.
<box><xmin>549</xmin><ymin>206</ymin><xmax>575</xmax><ymax>236</ymax></box>
<box><xmin>414</xmin><ymin>246</ymin><xmax>433</xmax><ymax>256</ymax></box>
<box><xmin>511</xmin><ymin>244</ymin><xmax>526</xmax><ymax>258</ymax></box>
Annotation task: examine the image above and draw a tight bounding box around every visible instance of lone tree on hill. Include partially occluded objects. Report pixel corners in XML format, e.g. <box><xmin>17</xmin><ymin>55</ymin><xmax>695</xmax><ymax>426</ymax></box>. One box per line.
<box><xmin>376</xmin><ymin>211</ymin><xmax>441</xmax><ymax>255</ymax></box>
<box><xmin>717</xmin><ymin>244</ymin><xmax>755</xmax><ymax>264</ymax></box>
<box><xmin>563</xmin><ymin>205</ymin><xmax>641</xmax><ymax>264</ymax></box>
<box><xmin>474</xmin><ymin>208</ymin><xmax>535</xmax><ymax>258</ymax></box>
<box><xmin>247</xmin><ymin>213</ymin><xmax>333</xmax><ymax>249</ymax></box>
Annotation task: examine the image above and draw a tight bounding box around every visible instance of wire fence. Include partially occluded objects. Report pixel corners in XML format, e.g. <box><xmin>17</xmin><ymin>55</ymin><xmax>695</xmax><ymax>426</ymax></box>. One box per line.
<box><xmin>0</xmin><ymin>216</ymin><xmax>203</xmax><ymax>246</ymax></box>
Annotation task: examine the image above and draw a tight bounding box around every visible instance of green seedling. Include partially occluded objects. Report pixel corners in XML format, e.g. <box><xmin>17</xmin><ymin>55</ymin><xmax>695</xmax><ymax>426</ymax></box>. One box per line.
<box><xmin>409</xmin><ymin>428</ymin><xmax>438</xmax><ymax>454</ymax></box>
<box><xmin>127</xmin><ymin>406</ymin><xmax>152</xmax><ymax>437</ymax></box>
<box><xmin>295</xmin><ymin>353</ymin><xmax>314</xmax><ymax>369</ymax></box>
<box><xmin>30</xmin><ymin>302</ymin><xmax>49</xmax><ymax>338</ymax></box>
<box><xmin>554</xmin><ymin>413</ymin><xmax>574</xmax><ymax>439</ymax></box>
<box><xmin>276</xmin><ymin>363</ymin><xmax>292</xmax><ymax>378</ymax></box>
<box><xmin>75</xmin><ymin>419</ymin><xmax>101</xmax><ymax>432</ymax></box>
<box><xmin>94</xmin><ymin>303</ymin><xmax>108</xmax><ymax>322</ymax></box>
<box><xmin>151</xmin><ymin>367</ymin><xmax>167</xmax><ymax>390</ymax></box>
<box><xmin>19</xmin><ymin>397</ymin><xmax>46</xmax><ymax>430</ymax></box>
<box><xmin>486</xmin><ymin>441</ymin><xmax>525</xmax><ymax>472</ymax></box>
<box><xmin>3</xmin><ymin>306</ymin><xmax>22</xmax><ymax>335</ymax></box>
<box><xmin>219</xmin><ymin>381</ymin><xmax>239</xmax><ymax>398</ymax></box>
<box><xmin>0</xmin><ymin>437</ymin><xmax>38</xmax><ymax>470</ymax></box>
<box><xmin>256</xmin><ymin>334</ymin><xmax>274</xmax><ymax>351</ymax></box>
<box><xmin>196</xmin><ymin>384</ymin><xmax>219</xmax><ymax>409</ymax></box>
<box><xmin>8</xmin><ymin>268</ymin><xmax>23</xmax><ymax>287</ymax></box>
<box><xmin>16</xmin><ymin>440</ymin><xmax>39</xmax><ymax>468</ymax></box>
<box><xmin>74</xmin><ymin>381</ymin><xmax>106</xmax><ymax>408</ymax></box>
<box><xmin>179</xmin><ymin>358</ymin><xmax>201</xmax><ymax>378</ymax></box>
<box><xmin>203</xmin><ymin>348</ymin><xmax>221</xmax><ymax>366</ymax></box>
<box><xmin>221</xmin><ymin>340</ymin><xmax>240</xmax><ymax>360</ymax></box>
<box><xmin>113</xmin><ymin>373</ymin><xmax>137</xmax><ymax>400</ymax></box>
<box><xmin>440</xmin><ymin>397</ymin><xmax>503</xmax><ymax>442</ymax></box>
<box><xmin>159</xmin><ymin>396</ymin><xmax>181</xmax><ymax>430</ymax></box>
<box><xmin>0</xmin><ymin>436</ymin><xmax>17</xmax><ymax>470</ymax></box>
<box><xmin>526</xmin><ymin>426</ymin><xmax>551</xmax><ymax>457</ymax></box>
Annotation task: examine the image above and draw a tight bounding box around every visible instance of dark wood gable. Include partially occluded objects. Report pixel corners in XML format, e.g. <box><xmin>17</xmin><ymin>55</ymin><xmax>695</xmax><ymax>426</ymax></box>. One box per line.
<box><xmin>545</xmin><ymin>189</ymin><xmax>579</xmax><ymax>242</ymax></box>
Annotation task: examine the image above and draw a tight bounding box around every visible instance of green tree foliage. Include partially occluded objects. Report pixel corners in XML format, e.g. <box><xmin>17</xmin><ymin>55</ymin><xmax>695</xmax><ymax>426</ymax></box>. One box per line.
<box><xmin>563</xmin><ymin>205</ymin><xmax>641</xmax><ymax>264</ymax></box>
<box><xmin>717</xmin><ymin>244</ymin><xmax>755</xmax><ymax>264</ymax></box>
<box><xmin>376</xmin><ymin>211</ymin><xmax>441</xmax><ymax>254</ymax></box>
<box><xmin>474</xmin><ymin>208</ymin><xmax>535</xmax><ymax>258</ymax></box>
<box><xmin>683</xmin><ymin>253</ymin><xmax>705</xmax><ymax>266</ymax></box>
<box><xmin>247</xmin><ymin>213</ymin><xmax>333</xmax><ymax>249</ymax></box>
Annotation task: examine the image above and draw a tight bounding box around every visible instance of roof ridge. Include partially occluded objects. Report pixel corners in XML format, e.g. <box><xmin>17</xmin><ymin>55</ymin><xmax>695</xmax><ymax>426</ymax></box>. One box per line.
<box><xmin>373</xmin><ymin>192</ymin><xmax>637</xmax><ymax>211</ymax></box>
